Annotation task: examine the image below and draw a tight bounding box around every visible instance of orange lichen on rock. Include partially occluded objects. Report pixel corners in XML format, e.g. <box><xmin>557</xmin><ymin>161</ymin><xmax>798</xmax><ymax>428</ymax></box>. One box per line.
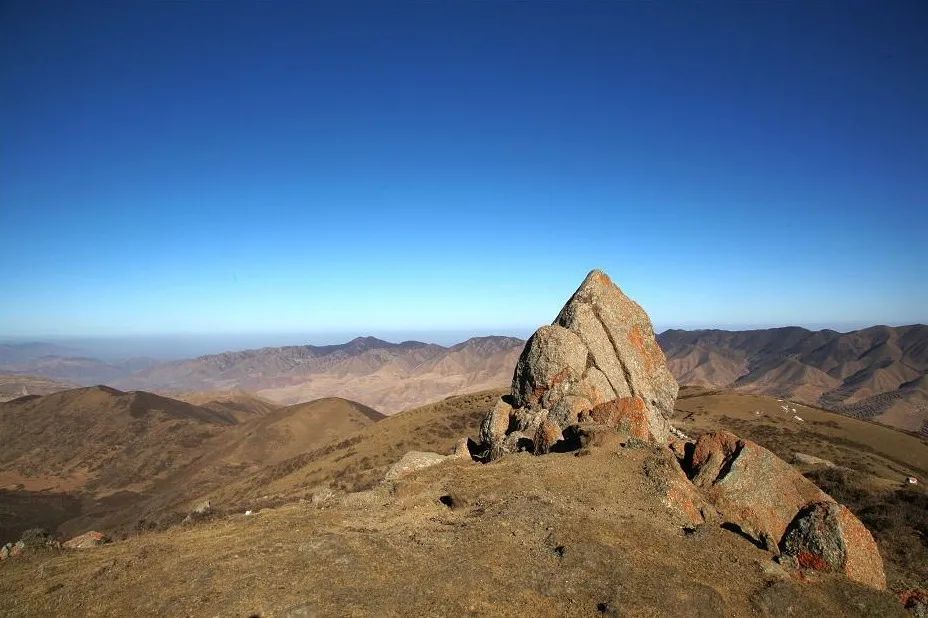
<box><xmin>586</xmin><ymin>396</ymin><xmax>652</xmax><ymax>441</ymax></box>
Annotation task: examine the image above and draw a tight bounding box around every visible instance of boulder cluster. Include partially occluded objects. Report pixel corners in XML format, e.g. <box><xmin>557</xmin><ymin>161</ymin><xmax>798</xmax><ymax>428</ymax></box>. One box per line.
<box><xmin>470</xmin><ymin>269</ymin><xmax>887</xmax><ymax>590</ymax></box>
<box><xmin>1</xmin><ymin>528</ymin><xmax>109</xmax><ymax>561</ymax></box>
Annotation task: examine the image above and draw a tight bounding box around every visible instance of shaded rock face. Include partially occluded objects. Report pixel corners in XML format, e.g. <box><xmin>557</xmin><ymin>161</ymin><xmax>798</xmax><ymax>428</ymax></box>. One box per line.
<box><xmin>504</xmin><ymin>270</ymin><xmax>677</xmax><ymax>455</ymax></box>
<box><xmin>780</xmin><ymin>501</ymin><xmax>886</xmax><ymax>590</ymax></box>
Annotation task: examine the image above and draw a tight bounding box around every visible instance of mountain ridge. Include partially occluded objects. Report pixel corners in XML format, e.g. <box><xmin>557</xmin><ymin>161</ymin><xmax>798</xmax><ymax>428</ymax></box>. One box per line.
<box><xmin>658</xmin><ymin>324</ymin><xmax>928</xmax><ymax>434</ymax></box>
<box><xmin>113</xmin><ymin>335</ymin><xmax>524</xmax><ymax>413</ymax></box>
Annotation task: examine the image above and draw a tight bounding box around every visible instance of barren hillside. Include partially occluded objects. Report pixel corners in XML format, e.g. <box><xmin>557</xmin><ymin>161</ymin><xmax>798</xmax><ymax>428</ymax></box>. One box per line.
<box><xmin>115</xmin><ymin>336</ymin><xmax>524</xmax><ymax>413</ymax></box>
<box><xmin>659</xmin><ymin>325</ymin><xmax>928</xmax><ymax>434</ymax></box>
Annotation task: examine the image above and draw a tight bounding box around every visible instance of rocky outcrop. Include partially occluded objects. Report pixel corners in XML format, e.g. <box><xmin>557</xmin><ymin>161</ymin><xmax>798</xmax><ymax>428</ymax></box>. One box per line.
<box><xmin>481</xmin><ymin>270</ymin><xmax>679</xmax><ymax>460</ymax></box>
<box><xmin>463</xmin><ymin>269</ymin><xmax>887</xmax><ymax>592</ymax></box>
<box><xmin>688</xmin><ymin>431</ymin><xmax>830</xmax><ymax>550</ymax></box>
<box><xmin>643</xmin><ymin>449</ymin><xmax>708</xmax><ymax>526</ymax></box>
<box><xmin>684</xmin><ymin>431</ymin><xmax>887</xmax><ymax>590</ymax></box>
<box><xmin>792</xmin><ymin>452</ymin><xmax>836</xmax><ymax>468</ymax></box>
<box><xmin>511</xmin><ymin>271</ymin><xmax>676</xmax><ymax>442</ymax></box>
<box><xmin>553</xmin><ymin>270</ymin><xmax>677</xmax><ymax>438</ymax></box>
<box><xmin>780</xmin><ymin>501</ymin><xmax>886</xmax><ymax>590</ymax></box>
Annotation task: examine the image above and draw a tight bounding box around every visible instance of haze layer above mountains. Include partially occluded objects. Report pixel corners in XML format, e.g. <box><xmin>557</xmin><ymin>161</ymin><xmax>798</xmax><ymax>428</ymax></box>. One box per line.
<box><xmin>2</xmin><ymin>325</ymin><xmax>926</xmax><ymax>433</ymax></box>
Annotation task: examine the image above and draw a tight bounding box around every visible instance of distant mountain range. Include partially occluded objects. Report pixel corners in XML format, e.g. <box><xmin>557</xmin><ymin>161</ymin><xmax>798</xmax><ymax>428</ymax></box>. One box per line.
<box><xmin>2</xmin><ymin>326</ymin><xmax>926</xmax><ymax>431</ymax></box>
<box><xmin>659</xmin><ymin>325</ymin><xmax>928</xmax><ymax>434</ymax></box>
<box><xmin>113</xmin><ymin>335</ymin><xmax>524</xmax><ymax>414</ymax></box>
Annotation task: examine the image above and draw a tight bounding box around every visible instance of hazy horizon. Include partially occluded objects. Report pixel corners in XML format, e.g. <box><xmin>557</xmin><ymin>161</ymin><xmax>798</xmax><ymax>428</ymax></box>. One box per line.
<box><xmin>1</xmin><ymin>319</ymin><xmax>922</xmax><ymax>362</ymax></box>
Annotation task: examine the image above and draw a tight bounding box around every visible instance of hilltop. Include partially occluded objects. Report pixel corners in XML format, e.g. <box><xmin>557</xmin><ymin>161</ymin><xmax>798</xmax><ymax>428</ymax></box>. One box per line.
<box><xmin>1</xmin><ymin>387</ymin><xmax>924</xmax><ymax>616</ymax></box>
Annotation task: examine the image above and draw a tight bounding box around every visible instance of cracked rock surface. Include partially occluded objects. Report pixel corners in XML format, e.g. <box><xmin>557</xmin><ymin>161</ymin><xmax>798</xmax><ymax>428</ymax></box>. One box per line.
<box><xmin>510</xmin><ymin>269</ymin><xmax>677</xmax><ymax>443</ymax></box>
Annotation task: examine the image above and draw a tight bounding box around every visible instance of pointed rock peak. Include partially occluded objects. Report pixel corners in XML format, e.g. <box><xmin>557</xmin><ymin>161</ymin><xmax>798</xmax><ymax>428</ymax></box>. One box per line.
<box><xmin>509</xmin><ymin>268</ymin><xmax>677</xmax><ymax>443</ymax></box>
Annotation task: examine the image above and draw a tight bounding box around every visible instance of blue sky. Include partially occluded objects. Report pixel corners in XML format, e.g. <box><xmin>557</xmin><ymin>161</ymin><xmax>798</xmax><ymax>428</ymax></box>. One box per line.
<box><xmin>1</xmin><ymin>1</ymin><xmax>925</xmax><ymax>340</ymax></box>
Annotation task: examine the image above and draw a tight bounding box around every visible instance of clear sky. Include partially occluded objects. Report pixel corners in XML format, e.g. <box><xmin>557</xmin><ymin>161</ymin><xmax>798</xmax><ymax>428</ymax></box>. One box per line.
<box><xmin>1</xmin><ymin>1</ymin><xmax>926</xmax><ymax>341</ymax></box>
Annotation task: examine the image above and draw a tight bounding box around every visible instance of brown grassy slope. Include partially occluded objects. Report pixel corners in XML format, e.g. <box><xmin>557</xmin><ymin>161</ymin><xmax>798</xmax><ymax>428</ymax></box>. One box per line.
<box><xmin>0</xmin><ymin>386</ymin><xmax>236</xmax><ymax>493</ymax></box>
<box><xmin>206</xmin><ymin>390</ymin><xmax>501</xmax><ymax>510</ymax></box>
<box><xmin>170</xmin><ymin>390</ymin><xmax>281</xmax><ymax>422</ymax></box>
<box><xmin>0</xmin><ymin>386</ymin><xmax>238</xmax><ymax>542</ymax></box>
<box><xmin>0</xmin><ymin>447</ymin><xmax>904</xmax><ymax>617</ymax></box>
<box><xmin>136</xmin><ymin>397</ymin><xmax>387</xmax><ymax>509</ymax></box>
<box><xmin>0</xmin><ymin>389</ymin><xmax>387</xmax><ymax>542</ymax></box>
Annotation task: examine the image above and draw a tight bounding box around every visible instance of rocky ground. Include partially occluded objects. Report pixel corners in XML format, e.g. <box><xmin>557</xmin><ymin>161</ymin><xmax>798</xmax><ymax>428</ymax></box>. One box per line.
<box><xmin>0</xmin><ymin>446</ymin><xmax>908</xmax><ymax>617</ymax></box>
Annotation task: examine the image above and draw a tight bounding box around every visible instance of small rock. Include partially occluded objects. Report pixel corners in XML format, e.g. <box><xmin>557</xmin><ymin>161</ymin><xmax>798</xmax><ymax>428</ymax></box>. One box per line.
<box><xmin>480</xmin><ymin>399</ymin><xmax>513</xmax><ymax>461</ymax></box>
<box><xmin>449</xmin><ymin>437</ymin><xmax>472</xmax><ymax>459</ymax></box>
<box><xmin>533</xmin><ymin>418</ymin><xmax>563</xmax><ymax>455</ymax></box>
<box><xmin>63</xmin><ymin>531</ymin><xmax>109</xmax><ymax>550</ymax></box>
<box><xmin>792</xmin><ymin>452</ymin><xmax>835</xmax><ymax>468</ymax></box>
<box><xmin>384</xmin><ymin>451</ymin><xmax>447</xmax><ymax>480</ymax></box>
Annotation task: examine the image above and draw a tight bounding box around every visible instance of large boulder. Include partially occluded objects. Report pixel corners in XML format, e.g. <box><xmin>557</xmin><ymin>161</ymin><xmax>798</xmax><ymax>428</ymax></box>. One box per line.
<box><xmin>688</xmin><ymin>431</ymin><xmax>830</xmax><ymax>550</ymax></box>
<box><xmin>780</xmin><ymin>501</ymin><xmax>886</xmax><ymax>590</ymax></box>
<box><xmin>384</xmin><ymin>451</ymin><xmax>448</xmax><ymax>480</ymax></box>
<box><xmin>512</xmin><ymin>270</ymin><xmax>676</xmax><ymax>441</ymax></box>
